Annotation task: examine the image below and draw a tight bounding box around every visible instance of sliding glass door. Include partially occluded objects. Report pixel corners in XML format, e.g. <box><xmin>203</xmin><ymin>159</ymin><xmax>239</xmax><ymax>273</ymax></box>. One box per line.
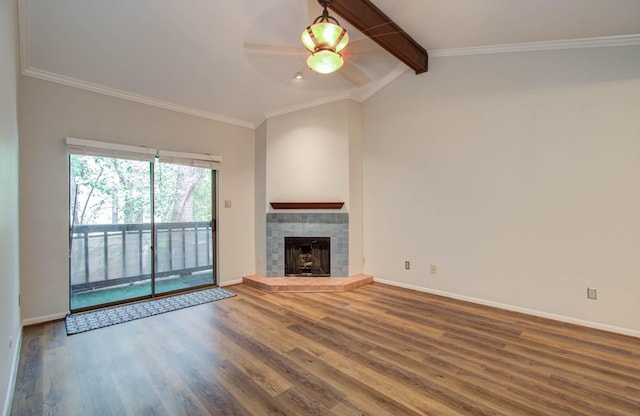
<box><xmin>69</xmin><ymin>154</ymin><xmax>216</xmax><ymax>311</ymax></box>
<box><xmin>154</xmin><ymin>161</ymin><xmax>215</xmax><ymax>295</ymax></box>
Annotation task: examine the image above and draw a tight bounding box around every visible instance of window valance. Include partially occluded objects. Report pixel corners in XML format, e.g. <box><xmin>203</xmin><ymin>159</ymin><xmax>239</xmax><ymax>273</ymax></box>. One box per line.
<box><xmin>65</xmin><ymin>137</ymin><xmax>222</xmax><ymax>167</ymax></box>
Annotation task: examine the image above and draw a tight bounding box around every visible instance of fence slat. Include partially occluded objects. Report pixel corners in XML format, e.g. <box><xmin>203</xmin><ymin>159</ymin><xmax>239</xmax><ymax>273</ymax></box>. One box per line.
<box><xmin>83</xmin><ymin>233</ymin><xmax>90</xmax><ymax>283</ymax></box>
<box><xmin>103</xmin><ymin>231</ymin><xmax>108</xmax><ymax>280</ymax></box>
<box><xmin>194</xmin><ymin>224</ymin><xmax>199</xmax><ymax>267</ymax></box>
<box><xmin>121</xmin><ymin>229</ymin><xmax>126</xmax><ymax>278</ymax></box>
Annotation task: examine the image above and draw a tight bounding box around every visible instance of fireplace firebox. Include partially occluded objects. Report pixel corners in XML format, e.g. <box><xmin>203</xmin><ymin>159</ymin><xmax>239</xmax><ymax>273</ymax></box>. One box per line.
<box><xmin>284</xmin><ymin>237</ymin><xmax>330</xmax><ymax>277</ymax></box>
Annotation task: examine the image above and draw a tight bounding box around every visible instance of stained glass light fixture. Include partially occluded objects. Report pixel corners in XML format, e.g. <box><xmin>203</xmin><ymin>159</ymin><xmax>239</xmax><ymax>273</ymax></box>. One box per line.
<box><xmin>301</xmin><ymin>0</ymin><xmax>349</xmax><ymax>74</ymax></box>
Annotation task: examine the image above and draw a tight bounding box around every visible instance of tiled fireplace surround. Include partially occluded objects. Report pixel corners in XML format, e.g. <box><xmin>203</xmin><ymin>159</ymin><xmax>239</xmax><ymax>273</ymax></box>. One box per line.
<box><xmin>266</xmin><ymin>213</ymin><xmax>348</xmax><ymax>277</ymax></box>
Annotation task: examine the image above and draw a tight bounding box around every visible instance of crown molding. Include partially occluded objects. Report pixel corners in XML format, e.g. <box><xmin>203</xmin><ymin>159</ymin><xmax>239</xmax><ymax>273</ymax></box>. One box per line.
<box><xmin>17</xmin><ymin>0</ymin><xmax>254</xmax><ymax>129</ymax></box>
<box><xmin>22</xmin><ymin>67</ymin><xmax>255</xmax><ymax>129</ymax></box>
<box><xmin>351</xmin><ymin>62</ymin><xmax>409</xmax><ymax>102</ymax></box>
<box><xmin>262</xmin><ymin>35</ymin><xmax>640</xmax><ymax>119</ymax></box>
<box><xmin>430</xmin><ymin>34</ymin><xmax>640</xmax><ymax>57</ymax></box>
<box><xmin>263</xmin><ymin>62</ymin><xmax>409</xmax><ymax>120</ymax></box>
<box><xmin>263</xmin><ymin>92</ymin><xmax>351</xmax><ymax>120</ymax></box>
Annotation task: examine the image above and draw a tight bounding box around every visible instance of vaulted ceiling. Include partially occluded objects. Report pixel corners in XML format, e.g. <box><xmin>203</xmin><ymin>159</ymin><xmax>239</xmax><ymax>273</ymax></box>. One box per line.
<box><xmin>20</xmin><ymin>0</ymin><xmax>640</xmax><ymax>128</ymax></box>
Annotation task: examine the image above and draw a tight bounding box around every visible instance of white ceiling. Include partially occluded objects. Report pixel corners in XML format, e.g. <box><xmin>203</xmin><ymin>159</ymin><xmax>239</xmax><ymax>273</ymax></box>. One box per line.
<box><xmin>20</xmin><ymin>0</ymin><xmax>640</xmax><ymax>128</ymax></box>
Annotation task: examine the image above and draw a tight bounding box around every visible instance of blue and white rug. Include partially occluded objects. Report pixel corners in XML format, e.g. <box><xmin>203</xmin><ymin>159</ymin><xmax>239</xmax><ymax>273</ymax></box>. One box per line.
<box><xmin>65</xmin><ymin>287</ymin><xmax>236</xmax><ymax>335</ymax></box>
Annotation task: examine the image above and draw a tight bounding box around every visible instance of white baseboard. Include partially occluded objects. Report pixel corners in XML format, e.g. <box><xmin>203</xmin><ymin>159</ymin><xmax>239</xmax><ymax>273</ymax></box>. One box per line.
<box><xmin>21</xmin><ymin>312</ymin><xmax>68</xmax><ymax>327</ymax></box>
<box><xmin>3</xmin><ymin>326</ymin><xmax>22</xmax><ymax>416</ymax></box>
<box><xmin>220</xmin><ymin>279</ymin><xmax>243</xmax><ymax>287</ymax></box>
<box><xmin>374</xmin><ymin>278</ymin><xmax>640</xmax><ymax>339</ymax></box>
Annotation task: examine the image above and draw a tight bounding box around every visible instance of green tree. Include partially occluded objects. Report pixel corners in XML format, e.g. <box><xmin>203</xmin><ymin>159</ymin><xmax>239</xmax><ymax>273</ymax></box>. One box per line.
<box><xmin>155</xmin><ymin>163</ymin><xmax>211</xmax><ymax>222</ymax></box>
<box><xmin>70</xmin><ymin>155</ymin><xmax>211</xmax><ymax>225</ymax></box>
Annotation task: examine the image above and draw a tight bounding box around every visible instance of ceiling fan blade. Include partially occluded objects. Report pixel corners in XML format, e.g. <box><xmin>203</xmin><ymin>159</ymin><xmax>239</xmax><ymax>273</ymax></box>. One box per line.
<box><xmin>346</xmin><ymin>38</ymin><xmax>382</xmax><ymax>55</ymax></box>
<box><xmin>244</xmin><ymin>43</ymin><xmax>303</xmax><ymax>55</ymax></box>
<box><xmin>338</xmin><ymin>61</ymin><xmax>371</xmax><ymax>87</ymax></box>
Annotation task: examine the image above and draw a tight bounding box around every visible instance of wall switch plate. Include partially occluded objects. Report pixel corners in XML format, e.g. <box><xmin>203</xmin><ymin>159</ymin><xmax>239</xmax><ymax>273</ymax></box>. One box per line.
<box><xmin>430</xmin><ymin>264</ymin><xmax>437</xmax><ymax>274</ymax></box>
<box><xmin>405</xmin><ymin>261</ymin><xmax>410</xmax><ymax>270</ymax></box>
<box><xmin>587</xmin><ymin>287</ymin><xmax>597</xmax><ymax>300</ymax></box>
<box><xmin>224</xmin><ymin>200</ymin><xmax>232</xmax><ymax>208</ymax></box>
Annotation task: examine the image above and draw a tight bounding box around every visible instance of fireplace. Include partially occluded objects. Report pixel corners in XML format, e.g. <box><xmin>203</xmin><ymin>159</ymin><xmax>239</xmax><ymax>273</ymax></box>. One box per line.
<box><xmin>285</xmin><ymin>237</ymin><xmax>330</xmax><ymax>277</ymax></box>
<box><xmin>266</xmin><ymin>213</ymin><xmax>348</xmax><ymax>277</ymax></box>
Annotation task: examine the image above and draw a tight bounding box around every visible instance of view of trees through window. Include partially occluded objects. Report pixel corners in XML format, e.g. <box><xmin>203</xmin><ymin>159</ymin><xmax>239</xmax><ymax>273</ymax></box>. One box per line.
<box><xmin>70</xmin><ymin>155</ymin><xmax>212</xmax><ymax>225</ymax></box>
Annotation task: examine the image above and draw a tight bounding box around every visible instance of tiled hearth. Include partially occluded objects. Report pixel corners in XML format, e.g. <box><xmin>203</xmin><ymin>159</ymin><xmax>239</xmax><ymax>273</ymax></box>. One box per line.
<box><xmin>266</xmin><ymin>213</ymin><xmax>348</xmax><ymax>277</ymax></box>
<box><xmin>243</xmin><ymin>274</ymin><xmax>373</xmax><ymax>292</ymax></box>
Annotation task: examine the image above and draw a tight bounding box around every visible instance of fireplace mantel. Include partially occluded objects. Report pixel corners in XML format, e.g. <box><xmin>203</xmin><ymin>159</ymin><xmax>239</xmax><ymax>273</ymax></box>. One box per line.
<box><xmin>270</xmin><ymin>202</ymin><xmax>344</xmax><ymax>210</ymax></box>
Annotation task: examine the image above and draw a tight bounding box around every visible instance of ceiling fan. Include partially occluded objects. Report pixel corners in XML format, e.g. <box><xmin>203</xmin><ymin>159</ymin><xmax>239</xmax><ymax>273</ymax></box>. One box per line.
<box><xmin>244</xmin><ymin>0</ymin><xmax>428</xmax><ymax>87</ymax></box>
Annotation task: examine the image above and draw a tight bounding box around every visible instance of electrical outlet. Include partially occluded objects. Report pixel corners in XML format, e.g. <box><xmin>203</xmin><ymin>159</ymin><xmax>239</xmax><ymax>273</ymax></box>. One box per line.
<box><xmin>430</xmin><ymin>264</ymin><xmax>437</xmax><ymax>274</ymax></box>
<box><xmin>405</xmin><ymin>261</ymin><xmax>410</xmax><ymax>270</ymax></box>
<box><xmin>587</xmin><ymin>287</ymin><xmax>597</xmax><ymax>300</ymax></box>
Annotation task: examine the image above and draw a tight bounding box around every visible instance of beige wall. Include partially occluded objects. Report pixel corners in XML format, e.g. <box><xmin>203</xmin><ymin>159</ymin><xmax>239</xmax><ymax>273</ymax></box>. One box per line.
<box><xmin>363</xmin><ymin>45</ymin><xmax>640</xmax><ymax>335</ymax></box>
<box><xmin>0</xmin><ymin>0</ymin><xmax>21</xmax><ymax>412</ymax></box>
<box><xmin>19</xmin><ymin>76</ymin><xmax>255</xmax><ymax>323</ymax></box>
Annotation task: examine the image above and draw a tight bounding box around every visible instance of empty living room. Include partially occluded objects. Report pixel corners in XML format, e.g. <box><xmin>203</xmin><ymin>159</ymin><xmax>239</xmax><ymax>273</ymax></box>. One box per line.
<box><xmin>2</xmin><ymin>0</ymin><xmax>640</xmax><ymax>415</ymax></box>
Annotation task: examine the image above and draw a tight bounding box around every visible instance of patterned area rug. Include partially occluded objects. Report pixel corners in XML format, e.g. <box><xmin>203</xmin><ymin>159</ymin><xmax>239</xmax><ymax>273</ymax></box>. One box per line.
<box><xmin>65</xmin><ymin>287</ymin><xmax>235</xmax><ymax>335</ymax></box>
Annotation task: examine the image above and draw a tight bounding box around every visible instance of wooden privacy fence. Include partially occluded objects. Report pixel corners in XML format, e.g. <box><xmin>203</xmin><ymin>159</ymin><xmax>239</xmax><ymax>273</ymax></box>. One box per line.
<box><xmin>70</xmin><ymin>221</ymin><xmax>213</xmax><ymax>291</ymax></box>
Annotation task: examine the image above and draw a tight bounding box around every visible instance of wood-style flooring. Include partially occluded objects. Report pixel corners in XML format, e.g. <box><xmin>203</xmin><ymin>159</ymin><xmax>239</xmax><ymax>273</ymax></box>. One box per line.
<box><xmin>10</xmin><ymin>283</ymin><xmax>640</xmax><ymax>415</ymax></box>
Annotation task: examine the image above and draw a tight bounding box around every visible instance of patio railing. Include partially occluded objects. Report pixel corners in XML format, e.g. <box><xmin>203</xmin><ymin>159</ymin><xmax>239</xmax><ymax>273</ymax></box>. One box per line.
<box><xmin>70</xmin><ymin>221</ymin><xmax>213</xmax><ymax>292</ymax></box>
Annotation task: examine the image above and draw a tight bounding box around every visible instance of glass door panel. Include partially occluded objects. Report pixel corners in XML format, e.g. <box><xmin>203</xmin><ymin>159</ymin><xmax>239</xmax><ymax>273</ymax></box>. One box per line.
<box><xmin>69</xmin><ymin>155</ymin><xmax>153</xmax><ymax>310</ymax></box>
<box><xmin>154</xmin><ymin>162</ymin><xmax>215</xmax><ymax>294</ymax></box>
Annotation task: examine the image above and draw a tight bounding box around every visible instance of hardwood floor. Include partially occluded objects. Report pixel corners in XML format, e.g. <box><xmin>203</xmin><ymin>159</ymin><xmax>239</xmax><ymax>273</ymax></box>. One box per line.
<box><xmin>10</xmin><ymin>283</ymin><xmax>640</xmax><ymax>415</ymax></box>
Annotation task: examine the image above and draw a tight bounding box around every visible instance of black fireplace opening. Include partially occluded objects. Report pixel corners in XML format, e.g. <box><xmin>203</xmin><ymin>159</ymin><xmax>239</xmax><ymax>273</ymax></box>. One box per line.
<box><xmin>284</xmin><ymin>237</ymin><xmax>330</xmax><ymax>277</ymax></box>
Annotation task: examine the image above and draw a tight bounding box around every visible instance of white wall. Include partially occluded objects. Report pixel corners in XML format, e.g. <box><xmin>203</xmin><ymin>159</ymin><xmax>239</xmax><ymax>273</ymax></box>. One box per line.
<box><xmin>363</xmin><ymin>45</ymin><xmax>640</xmax><ymax>335</ymax></box>
<box><xmin>19</xmin><ymin>76</ymin><xmax>255</xmax><ymax>323</ymax></box>
<box><xmin>258</xmin><ymin>99</ymin><xmax>364</xmax><ymax>275</ymax></box>
<box><xmin>254</xmin><ymin>120</ymin><xmax>267</xmax><ymax>275</ymax></box>
<box><xmin>266</xmin><ymin>101</ymin><xmax>350</xmax><ymax>207</ymax></box>
<box><xmin>0</xmin><ymin>0</ymin><xmax>21</xmax><ymax>412</ymax></box>
<box><xmin>347</xmin><ymin>100</ymin><xmax>364</xmax><ymax>276</ymax></box>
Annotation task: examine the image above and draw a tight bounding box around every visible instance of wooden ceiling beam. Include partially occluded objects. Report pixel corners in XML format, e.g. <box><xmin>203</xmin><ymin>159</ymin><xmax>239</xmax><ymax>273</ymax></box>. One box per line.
<box><xmin>329</xmin><ymin>0</ymin><xmax>428</xmax><ymax>74</ymax></box>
